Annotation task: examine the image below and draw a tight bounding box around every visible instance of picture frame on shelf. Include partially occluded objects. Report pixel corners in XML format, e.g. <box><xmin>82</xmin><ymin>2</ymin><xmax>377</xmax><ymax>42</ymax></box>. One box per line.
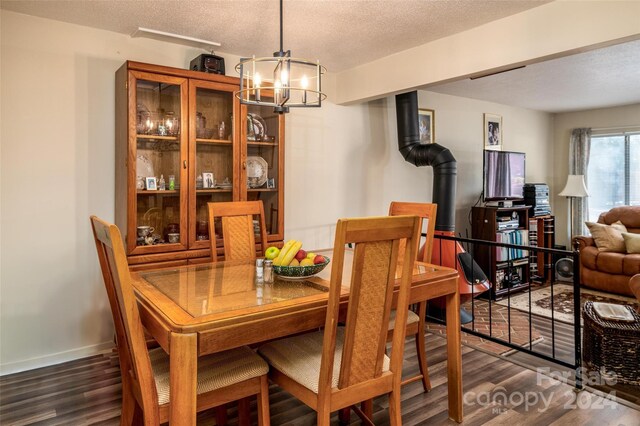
<box><xmin>484</xmin><ymin>113</ymin><xmax>502</xmax><ymax>150</ymax></box>
<box><xmin>145</xmin><ymin>177</ymin><xmax>157</xmax><ymax>191</ymax></box>
<box><xmin>267</xmin><ymin>178</ymin><xmax>276</xmax><ymax>189</ymax></box>
<box><xmin>418</xmin><ymin>108</ymin><xmax>435</xmax><ymax>144</ymax></box>
<box><xmin>202</xmin><ymin>172</ymin><xmax>215</xmax><ymax>189</ymax></box>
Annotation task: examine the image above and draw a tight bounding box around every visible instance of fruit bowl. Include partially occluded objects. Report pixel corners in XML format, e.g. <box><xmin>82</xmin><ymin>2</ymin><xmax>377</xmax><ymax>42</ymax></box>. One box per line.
<box><xmin>273</xmin><ymin>256</ymin><xmax>330</xmax><ymax>279</ymax></box>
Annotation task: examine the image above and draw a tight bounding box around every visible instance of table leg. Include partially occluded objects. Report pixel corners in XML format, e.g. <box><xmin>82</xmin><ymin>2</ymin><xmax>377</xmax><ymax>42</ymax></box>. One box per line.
<box><xmin>169</xmin><ymin>332</ymin><xmax>197</xmax><ymax>425</ymax></box>
<box><xmin>445</xmin><ymin>292</ymin><xmax>463</xmax><ymax>422</ymax></box>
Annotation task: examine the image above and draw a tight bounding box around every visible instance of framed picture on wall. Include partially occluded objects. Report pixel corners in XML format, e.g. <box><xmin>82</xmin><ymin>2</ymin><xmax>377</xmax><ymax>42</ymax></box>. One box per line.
<box><xmin>418</xmin><ymin>108</ymin><xmax>435</xmax><ymax>144</ymax></box>
<box><xmin>484</xmin><ymin>113</ymin><xmax>502</xmax><ymax>150</ymax></box>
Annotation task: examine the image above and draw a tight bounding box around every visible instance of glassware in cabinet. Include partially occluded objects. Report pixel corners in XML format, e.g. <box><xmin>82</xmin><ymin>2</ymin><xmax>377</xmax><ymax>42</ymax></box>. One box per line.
<box><xmin>243</xmin><ymin>102</ymin><xmax>284</xmax><ymax>241</ymax></box>
<box><xmin>119</xmin><ymin>69</ymin><xmax>189</xmax><ymax>254</ymax></box>
<box><xmin>135</xmin><ymin>79</ymin><xmax>186</xmax><ymax>248</ymax></box>
<box><xmin>189</xmin><ymin>81</ymin><xmax>238</xmax><ymax>250</ymax></box>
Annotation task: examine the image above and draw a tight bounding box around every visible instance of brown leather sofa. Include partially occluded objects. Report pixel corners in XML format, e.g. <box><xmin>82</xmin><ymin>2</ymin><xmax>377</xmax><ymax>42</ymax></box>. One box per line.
<box><xmin>630</xmin><ymin>274</ymin><xmax>640</xmax><ymax>309</ymax></box>
<box><xmin>575</xmin><ymin>206</ymin><xmax>640</xmax><ymax>296</ymax></box>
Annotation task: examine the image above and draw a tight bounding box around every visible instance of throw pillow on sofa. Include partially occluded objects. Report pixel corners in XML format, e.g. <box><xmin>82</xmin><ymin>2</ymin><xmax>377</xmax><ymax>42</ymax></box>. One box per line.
<box><xmin>622</xmin><ymin>232</ymin><xmax>640</xmax><ymax>254</ymax></box>
<box><xmin>586</xmin><ymin>220</ymin><xmax>627</xmax><ymax>252</ymax></box>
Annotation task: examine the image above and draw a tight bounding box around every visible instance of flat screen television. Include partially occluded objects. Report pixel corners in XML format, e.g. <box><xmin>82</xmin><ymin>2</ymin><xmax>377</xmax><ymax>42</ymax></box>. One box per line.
<box><xmin>483</xmin><ymin>150</ymin><xmax>526</xmax><ymax>202</ymax></box>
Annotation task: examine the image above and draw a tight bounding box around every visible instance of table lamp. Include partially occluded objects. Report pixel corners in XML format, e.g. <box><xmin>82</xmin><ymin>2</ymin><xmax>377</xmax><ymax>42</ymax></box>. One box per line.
<box><xmin>559</xmin><ymin>174</ymin><xmax>589</xmax><ymax>239</ymax></box>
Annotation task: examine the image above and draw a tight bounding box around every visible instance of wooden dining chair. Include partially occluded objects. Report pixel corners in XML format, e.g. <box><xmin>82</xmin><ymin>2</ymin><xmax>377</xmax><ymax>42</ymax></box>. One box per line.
<box><xmin>208</xmin><ymin>201</ymin><xmax>269</xmax><ymax>262</ymax></box>
<box><xmin>259</xmin><ymin>215</ymin><xmax>420</xmax><ymax>425</ymax></box>
<box><xmin>90</xmin><ymin>215</ymin><xmax>270</xmax><ymax>425</ymax></box>
<box><xmin>388</xmin><ymin>201</ymin><xmax>438</xmax><ymax>392</ymax></box>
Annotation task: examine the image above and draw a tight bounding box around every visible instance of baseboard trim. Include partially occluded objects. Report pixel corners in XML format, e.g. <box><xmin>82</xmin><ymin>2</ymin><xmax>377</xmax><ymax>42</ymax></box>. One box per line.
<box><xmin>0</xmin><ymin>341</ymin><xmax>114</xmax><ymax>376</ymax></box>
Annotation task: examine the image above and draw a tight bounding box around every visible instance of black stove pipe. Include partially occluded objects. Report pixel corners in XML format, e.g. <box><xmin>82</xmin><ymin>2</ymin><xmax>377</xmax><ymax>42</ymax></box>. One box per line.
<box><xmin>395</xmin><ymin>91</ymin><xmax>457</xmax><ymax>232</ymax></box>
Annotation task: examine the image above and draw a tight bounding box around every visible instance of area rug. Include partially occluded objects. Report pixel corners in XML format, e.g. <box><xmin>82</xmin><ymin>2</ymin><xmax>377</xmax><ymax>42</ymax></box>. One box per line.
<box><xmin>496</xmin><ymin>284</ymin><xmax>639</xmax><ymax>324</ymax></box>
<box><xmin>426</xmin><ymin>299</ymin><xmax>544</xmax><ymax>356</ymax></box>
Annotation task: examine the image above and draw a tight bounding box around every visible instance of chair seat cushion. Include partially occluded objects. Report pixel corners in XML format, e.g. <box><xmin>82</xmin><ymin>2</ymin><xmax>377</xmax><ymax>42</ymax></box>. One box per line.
<box><xmin>258</xmin><ymin>327</ymin><xmax>390</xmax><ymax>394</ymax></box>
<box><xmin>387</xmin><ymin>309</ymin><xmax>420</xmax><ymax>330</ymax></box>
<box><xmin>149</xmin><ymin>345</ymin><xmax>268</xmax><ymax>405</ymax></box>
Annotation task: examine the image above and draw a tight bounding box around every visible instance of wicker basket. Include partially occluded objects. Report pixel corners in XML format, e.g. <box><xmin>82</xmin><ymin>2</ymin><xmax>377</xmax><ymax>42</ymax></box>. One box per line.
<box><xmin>583</xmin><ymin>301</ymin><xmax>640</xmax><ymax>385</ymax></box>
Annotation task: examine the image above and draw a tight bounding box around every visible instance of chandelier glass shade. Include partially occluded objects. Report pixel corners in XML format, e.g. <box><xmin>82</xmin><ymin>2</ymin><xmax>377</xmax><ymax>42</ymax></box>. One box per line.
<box><xmin>235</xmin><ymin>0</ymin><xmax>326</xmax><ymax>113</ymax></box>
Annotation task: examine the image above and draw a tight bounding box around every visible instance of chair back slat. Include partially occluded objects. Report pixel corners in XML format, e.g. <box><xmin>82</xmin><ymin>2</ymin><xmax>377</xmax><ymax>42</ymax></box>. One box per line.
<box><xmin>90</xmin><ymin>216</ymin><xmax>160</xmax><ymax>421</ymax></box>
<box><xmin>319</xmin><ymin>216</ymin><xmax>419</xmax><ymax>394</ymax></box>
<box><xmin>389</xmin><ymin>201</ymin><xmax>438</xmax><ymax>263</ymax></box>
<box><xmin>208</xmin><ymin>201</ymin><xmax>269</xmax><ymax>262</ymax></box>
<box><xmin>222</xmin><ymin>215</ymin><xmax>256</xmax><ymax>260</ymax></box>
<box><xmin>339</xmin><ymin>239</ymin><xmax>398</xmax><ymax>388</ymax></box>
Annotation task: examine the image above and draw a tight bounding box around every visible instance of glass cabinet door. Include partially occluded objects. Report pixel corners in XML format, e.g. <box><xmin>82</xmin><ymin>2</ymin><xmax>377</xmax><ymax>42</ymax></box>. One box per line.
<box><xmin>189</xmin><ymin>80</ymin><xmax>239</xmax><ymax>250</ymax></box>
<box><xmin>242</xmin><ymin>101</ymin><xmax>285</xmax><ymax>241</ymax></box>
<box><xmin>130</xmin><ymin>71</ymin><xmax>188</xmax><ymax>254</ymax></box>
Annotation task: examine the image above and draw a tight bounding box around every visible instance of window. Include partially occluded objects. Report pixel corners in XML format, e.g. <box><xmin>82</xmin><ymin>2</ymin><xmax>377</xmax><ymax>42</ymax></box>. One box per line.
<box><xmin>587</xmin><ymin>131</ymin><xmax>640</xmax><ymax>221</ymax></box>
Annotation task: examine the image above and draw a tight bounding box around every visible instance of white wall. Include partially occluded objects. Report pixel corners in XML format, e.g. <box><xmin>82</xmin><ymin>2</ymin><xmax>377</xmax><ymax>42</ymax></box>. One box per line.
<box><xmin>415</xmin><ymin>91</ymin><xmax>555</xmax><ymax>235</ymax></box>
<box><xmin>552</xmin><ymin>103</ymin><xmax>640</xmax><ymax>247</ymax></box>
<box><xmin>0</xmin><ymin>10</ymin><xmax>245</xmax><ymax>373</ymax></box>
<box><xmin>0</xmin><ymin>10</ymin><xmax>554</xmax><ymax>374</ymax></box>
<box><xmin>286</xmin><ymin>89</ymin><xmax>555</xmax><ymax>249</ymax></box>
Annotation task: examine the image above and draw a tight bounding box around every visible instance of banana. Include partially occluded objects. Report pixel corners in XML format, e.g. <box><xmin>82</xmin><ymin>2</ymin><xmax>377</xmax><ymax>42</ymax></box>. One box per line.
<box><xmin>273</xmin><ymin>240</ymin><xmax>295</xmax><ymax>266</ymax></box>
<box><xmin>281</xmin><ymin>241</ymin><xmax>303</xmax><ymax>266</ymax></box>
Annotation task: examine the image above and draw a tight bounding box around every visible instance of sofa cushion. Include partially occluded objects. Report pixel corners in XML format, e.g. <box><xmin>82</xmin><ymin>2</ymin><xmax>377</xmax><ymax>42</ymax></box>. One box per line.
<box><xmin>580</xmin><ymin>246</ymin><xmax>598</xmax><ymax>270</ymax></box>
<box><xmin>586</xmin><ymin>221</ymin><xmax>627</xmax><ymax>252</ymax></box>
<box><xmin>579</xmin><ymin>247</ymin><xmax>637</xmax><ymax>275</ymax></box>
<box><xmin>622</xmin><ymin>254</ymin><xmax>640</xmax><ymax>276</ymax></box>
<box><xmin>594</xmin><ymin>251</ymin><xmax>625</xmax><ymax>275</ymax></box>
<box><xmin>622</xmin><ymin>232</ymin><xmax>640</xmax><ymax>254</ymax></box>
<box><xmin>580</xmin><ymin>268</ymin><xmax>634</xmax><ymax>297</ymax></box>
<box><xmin>630</xmin><ymin>274</ymin><xmax>640</xmax><ymax>303</ymax></box>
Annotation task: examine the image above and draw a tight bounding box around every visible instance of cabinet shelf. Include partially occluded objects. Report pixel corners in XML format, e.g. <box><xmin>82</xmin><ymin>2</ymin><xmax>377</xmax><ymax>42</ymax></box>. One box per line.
<box><xmin>196</xmin><ymin>189</ymin><xmax>232</xmax><ymax>193</ymax></box>
<box><xmin>247</xmin><ymin>141</ymin><xmax>278</xmax><ymax>147</ymax></box>
<box><xmin>495</xmin><ymin>282</ymin><xmax>531</xmax><ymax>298</ymax></box>
<box><xmin>137</xmin><ymin>134</ymin><xmax>179</xmax><ymax>141</ymax></box>
<box><xmin>247</xmin><ymin>188</ymin><xmax>277</xmax><ymax>192</ymax></box>
<box><xmin>137</xmin><ymin>190</ymin><xmax>179</xmax><ymax>195</ymax></box>
<box><xmin>196</xmin><ymin>138</ymin><xmax>232</xmax><ymax>145</ymax></box>
<box><xmin>496</xmin><ymin>258</ymin><xmax>529</xmax><ymax>269</ymax></box>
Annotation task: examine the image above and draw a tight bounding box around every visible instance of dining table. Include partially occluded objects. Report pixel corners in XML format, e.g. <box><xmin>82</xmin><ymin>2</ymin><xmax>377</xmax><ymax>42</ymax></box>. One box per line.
<box><xmin>132</xmin><ymin>248</ymin><xmax>463</xmax><ymax>425</ymax></box>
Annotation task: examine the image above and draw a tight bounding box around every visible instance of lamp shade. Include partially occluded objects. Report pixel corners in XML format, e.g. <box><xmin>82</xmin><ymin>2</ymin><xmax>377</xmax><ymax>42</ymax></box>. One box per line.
<box><xmin>558</xmin><ymin>174</ymin><xmax>589</xmax><ymax>197</ymax></box>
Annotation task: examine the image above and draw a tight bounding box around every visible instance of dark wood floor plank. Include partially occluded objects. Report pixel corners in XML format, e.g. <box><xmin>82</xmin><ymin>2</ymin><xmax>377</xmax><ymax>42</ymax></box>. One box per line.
<box><xmin>1</xmin><ymin>331</ymin><xmax>638</xmax><ymax>425</ymax></box>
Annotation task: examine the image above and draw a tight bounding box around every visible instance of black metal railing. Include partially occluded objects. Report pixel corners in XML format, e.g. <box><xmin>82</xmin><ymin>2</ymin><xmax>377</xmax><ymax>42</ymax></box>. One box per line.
<box><xmin>430</xmin><ymin>233</ymin><xmax>583</xmax><ymax>389</ymax></box>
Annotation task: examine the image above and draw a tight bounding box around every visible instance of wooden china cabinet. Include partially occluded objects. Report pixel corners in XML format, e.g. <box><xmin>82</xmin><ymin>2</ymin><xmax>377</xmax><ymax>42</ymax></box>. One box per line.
<box><xmin>115</xmin><ymin>61</ymin><xmax>285</xmax><ymax>270</ymax></box>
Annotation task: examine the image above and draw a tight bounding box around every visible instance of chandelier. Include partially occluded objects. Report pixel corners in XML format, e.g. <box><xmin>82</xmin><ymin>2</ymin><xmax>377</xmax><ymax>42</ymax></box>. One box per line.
<box><xmin>235</xmin><ymin>0</ymin><xmax>326</xmax><ymax>114</ymax></box>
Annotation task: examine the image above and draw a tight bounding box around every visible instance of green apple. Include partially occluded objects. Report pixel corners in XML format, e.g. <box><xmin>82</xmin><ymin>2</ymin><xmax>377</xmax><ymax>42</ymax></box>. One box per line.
<box><xmin>265</xmin><ymin>246</ymin><xmax>280</xmax><ymax>260</ymax></box>
<box><xmin>306</xmin><ymin>252</ymin><xmax>316</xmax><ymax>260</ymax></box>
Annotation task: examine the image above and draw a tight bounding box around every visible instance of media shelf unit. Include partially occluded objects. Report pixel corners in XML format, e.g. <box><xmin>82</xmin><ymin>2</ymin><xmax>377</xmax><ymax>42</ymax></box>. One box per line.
<box><xmin>528</xmin><ymin>215</ymin><xmax>555</xmax><ymax>283</ymax></box>
<box><xmin>472</xmin><ymin>206</ymin><xmax>531</xmax><ymax>300</ymax></box>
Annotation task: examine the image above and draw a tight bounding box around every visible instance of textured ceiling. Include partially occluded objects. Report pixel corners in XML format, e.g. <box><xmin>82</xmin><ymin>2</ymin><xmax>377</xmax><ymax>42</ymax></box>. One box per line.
<box><xmin>0</xmin><ymin>0</ymin><xmax>549</xmax><ymax>72</ymax></box>
<box><xmin>4</xmin><ymin>1</ymin><xmax>637</xmax><ymax>112</ymax></box>
<box><xmin>426</xmin><ymin>39</ymin><xmax>640</xmax><ymax>113</ymax></box>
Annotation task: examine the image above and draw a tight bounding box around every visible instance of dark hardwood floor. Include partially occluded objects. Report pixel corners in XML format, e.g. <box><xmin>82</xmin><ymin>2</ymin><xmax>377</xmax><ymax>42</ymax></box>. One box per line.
<box><xmin>1</xmin><ymin>333</ymin><xmax>638</xmax><ymax>425</ymax></box>
<box><xmin>505</xmin><ymin>313</ymin><xmax>640</xmax><ymax>406</ymax></box>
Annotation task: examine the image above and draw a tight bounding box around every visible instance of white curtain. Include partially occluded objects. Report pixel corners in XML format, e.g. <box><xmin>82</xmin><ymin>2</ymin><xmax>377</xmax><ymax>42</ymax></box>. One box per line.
<box><xmin>568</xmin><ymin>128</ymin><xmax>591</xmax><ymax>237</ymax></box>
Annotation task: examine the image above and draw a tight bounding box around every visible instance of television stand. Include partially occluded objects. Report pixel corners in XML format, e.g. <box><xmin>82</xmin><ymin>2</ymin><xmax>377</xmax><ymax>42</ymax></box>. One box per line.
<box><xmin>485</xmin><ymin>200</ymin><xmax>513</xmax><ymax>207</ymax></box>
<box><xmin>472</xmin><ymin>205</ymin><xmax>531</xmax><ymax>299</ymax></box>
